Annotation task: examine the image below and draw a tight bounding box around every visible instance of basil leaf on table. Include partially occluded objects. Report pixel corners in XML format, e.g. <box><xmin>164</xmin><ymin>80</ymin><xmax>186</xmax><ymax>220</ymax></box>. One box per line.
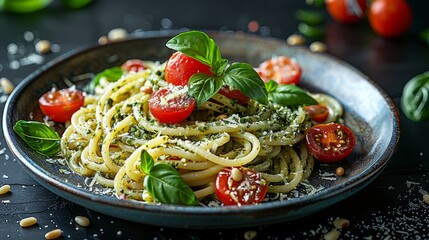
<box><xmin>85</xmin><ymin>67</ymin><xmax>124</xmax><ymax>93</ymax></box>
<box><xmin>140</xmin><ymin>150</ymin><xmax>198</xmax><ymax>206</ymax></box>
<box><xmin>295</xmin><ymin>9</ymin><xmax>324</xmax><ymax>26</ymax></box>
<box><xmin>188</xmin><ymin>73</ymin><xmax>223</xmax><ymax>106</ymax></box>
<box><xmin>401</xmin><ymin>71</ymin><xmax>429</xmax><ymax>122</ymax></box>
<box><xmin>223</xmin><ymin>63</ymin><xmax>269</xmax><ymax>105</ymax></box>
<box><xmin>267</xmin><ymin>80</ymin><xmax>318</xmax><ymax>106</ymax></box>
<box><xmin>13</xmin><ymin>120</ymin><xmax>61</xmax><ymax>157</ymax></box>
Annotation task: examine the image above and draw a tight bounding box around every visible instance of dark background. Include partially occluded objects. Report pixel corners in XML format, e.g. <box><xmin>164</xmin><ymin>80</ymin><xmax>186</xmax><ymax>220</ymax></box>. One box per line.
<box><xmin>1</xmin><ymin>0</ymin><xmax>429</xmax><ymax>239</ymax></box>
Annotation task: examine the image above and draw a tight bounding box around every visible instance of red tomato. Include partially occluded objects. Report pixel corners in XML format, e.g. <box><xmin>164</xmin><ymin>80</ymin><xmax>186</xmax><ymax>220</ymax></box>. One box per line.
<box><xmin>165</xmin><ymin>52</ymin><xmax>213</xmax><ymax>86</ymax></box>
<box><xmin>218</xmin><ymin>86</ymin><xmax>250</xmax><ymax>105</ymax></box>
<box><xmin>148</xmin><ymin>87</ymin><xmax>195</xmax><ymax>124</ymax></box>
<box><xmin>215</xmin><ymin>167</ymin><xmax>268</xmax><ymax>206</ymax></box>
<box><xmin>326</xmin><ymin>0</ymin><xmax>367</xmax><ymax>24</ymax></box>
<box><xmin>38</xmin><ymin>89</ymin><xmax>85</xmax><ymax>123</ymax></box>
<box><xmin>121</xmin><ymin>59</ymin><xmax>146</xmax><ymax>73</ymax></box>
<box><xmin>369</xmin><ymin>0</ymin><xmax>412</xmax><ymax>38</ymax></box>
<box><xmin>304</xmin><ymin>105</ymin><xmax>329</xmax><ymax>123</ymax></box>
<box><xmin>257</xmin><ymin>56</ymin><xmax>302</xmax><ymax>85</ymax></box>
<box><xmin>305</xmin><ymin>123</ymin><xmax>356</xmax><ymax>163</ymax></box>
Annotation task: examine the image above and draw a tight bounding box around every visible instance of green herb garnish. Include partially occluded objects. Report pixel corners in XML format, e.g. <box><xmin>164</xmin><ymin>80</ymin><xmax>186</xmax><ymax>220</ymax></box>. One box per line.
<box><xmin>13</xmin><ymin>120</ymin><xmax>61</xmax><ymax>157</ymax></box>
<box><xmin>85</xmin><ymin>67</ymin><xmax>124</xmax><ymax>93</ymax></box>
<box><xmin>295</xmin><ymin>9</ymin><xmax>324</xmax><ymax>26</ymax></box>
<box><xmin>401</xmin><ymin>71</ymin><xmax>429</xmax><ymax>122</ymax></box>
<box><xmin>140</xmin><ymin>150</ymin><xmax>198</xmax><ymax>205</ymax></box>
<box><xmin>166</xmin><ymin>31</ymin><xmax>268</xmax><ymax>106</ymax></box>
<box><xmin>266</xmin><ymin>80</ymin><xmax>318</xmax><ymax>106</ymax></box>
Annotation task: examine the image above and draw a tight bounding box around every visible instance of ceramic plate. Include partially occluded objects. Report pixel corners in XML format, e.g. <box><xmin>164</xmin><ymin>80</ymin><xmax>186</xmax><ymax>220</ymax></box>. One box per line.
<box><xmin>2</xmin><ymin>31</ymin><xmax>400</xmax><ymax>228</ymax></box>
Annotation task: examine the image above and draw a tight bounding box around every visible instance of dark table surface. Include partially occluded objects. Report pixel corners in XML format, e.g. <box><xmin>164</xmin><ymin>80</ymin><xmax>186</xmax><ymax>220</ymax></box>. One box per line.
<box><xmin>1</xmin><ymin>0</ymin><xmax>429</xmax><ymax>239</ymax></box>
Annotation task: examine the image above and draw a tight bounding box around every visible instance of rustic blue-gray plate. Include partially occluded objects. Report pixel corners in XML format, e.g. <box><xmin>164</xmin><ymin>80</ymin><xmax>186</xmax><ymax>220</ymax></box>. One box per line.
<box><xmin>2</xmin><ymin>31</ymin><xmax>400</xmax><ymax>228</ymax></box>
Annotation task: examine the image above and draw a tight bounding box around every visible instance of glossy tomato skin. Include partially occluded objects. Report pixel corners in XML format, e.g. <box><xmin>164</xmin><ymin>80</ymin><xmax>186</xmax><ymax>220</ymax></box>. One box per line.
<box><xmin>369</xmin><ymin>0</ymin><xmax>412</xmax><ymax>38</ymax></box>
<box><xmin>38</xmin><ymin>89</ymin><xmax>85</xmax><ymax>123</ymax></box>
<box><xmin>257</xmin><ymin>56</ymin><xmax>302</xmax><ymax>85</ymax></box>
<box><xmin>218</xmin><ymin>86</ymin><xmax>250</xmax><ymax>105</ymax></box>
<box><xmin>148</xmin><ymin>87</ymin><xmax>196</xmax><ymax>124</ymax></box>
<box><xmin>121</xmin><ymin>59</ymin><xmax>146</xmax><ymax>73</ymax></box>
<box><xmin>304</xmin><ymin>104</ymin><xmax>329</xmax><ymax>123</ymax></box>
<box><xmin>305</xmin><ymin>123</ymin><xmax>356</xmax><ymax>163</ymax></box>
<box><xmin>326</xmin><ymin>0</ymin><xmax>367</xmax><ymax>24</ymax></box>
<box><xmin>165</xmin><ymin>52</ymin><xmax>213</xmax><ymax>86</ymax></box>
<box><xmin>215</xmin><ymin>167</ymin><xmax>268</xmax><ymax>206</ymax></box>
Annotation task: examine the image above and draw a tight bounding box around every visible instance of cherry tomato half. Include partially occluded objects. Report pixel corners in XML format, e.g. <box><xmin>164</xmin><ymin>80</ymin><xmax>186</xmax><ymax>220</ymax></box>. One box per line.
<box><xmin>121</xmin><ymin>59</ymin><xmax>146</xmax><ymax>73</ymax></box>
<box><xmin>148</xmin><ymin>86</ymin><xmax>196</xmax><ymax>124</ymax></box>
<box><xmin>305</xmin><ymin>123</ymin><xmax>356</xmax><ymax>163</ymax></box>
<box><xmin>38</xmin><ymin>89</ymin><xmax>85</xmax><ymax>123</ymax></box>
<box><xmin>304</xmin><ymin>104</ymin><xmax>329</xmax><ymax>123</ymax></box>
<box><xmin>218</xmin><ymin>86</ymin><xmax>250</xmax><ymax>105</ymax></box>
<box><xmin>215</xmin><ymin>167</ymin><xmax>268</xmax><ymax>206</ymax></box>
<box><xmin>326</xmin><ymin>0</ymin><xmax>367</xmax><ymax>24</ymax></box>
<box><xmin>165</xmin><ymin>52</ymin><xmax>213</xmax><ymax>86</ymax></box>
<box><xmin>369</xmin><ymin>0</ymin><xmax>412</xmax><ymax>38</ymax></box>
<box><xmin>257</xmin><ymin>56</ymin><xmax>302</xmax><ymax>85</ymax></box>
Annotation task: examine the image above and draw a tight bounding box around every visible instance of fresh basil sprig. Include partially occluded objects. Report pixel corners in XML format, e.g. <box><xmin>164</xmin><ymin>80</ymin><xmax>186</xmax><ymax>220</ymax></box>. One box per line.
<box><xmin>401</xmin><ymin>71</ymin><xmax>429</xmax><ymax>122</ymax></box>
<box><xmin>140</xmin><ymin>150</ymin><xmax>198</xmax><ymax>206</ymax></box>
<box><xmin>166</xmin><ymin>31</ymin><xmax>268</xmax><ymax>106</ymax></box>
<box><xmin>86</xmin><ymin>67</ymin><xmax>124</xmax><ymax>93</ymax></box>
<box><xmin>13</xmin><ymin>120</ymin><xmax>61</xmax><ymax>157</ymax></box>
<box><xmin>266</xmin><ymin>80</ymin><xmax>318</xmax><ymax>106</ymax></box>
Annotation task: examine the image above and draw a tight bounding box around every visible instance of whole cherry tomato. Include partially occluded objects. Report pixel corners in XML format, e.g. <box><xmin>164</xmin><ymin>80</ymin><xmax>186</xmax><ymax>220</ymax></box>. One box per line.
<box><xmin>148</xmin><ymin>86</ymin><xmax>195</xmax><ymax>124</ymax></box>
<box><xmin>305</xmin><ymin>123</ymin><xmax>356</xmax><ymax>163</ymax></box>
<box><xmin>257</xmin><ymin>56</ymin><xmax>302</xmax><ymax>85</ymax></box>
<box><xmin>369</xmin><ymin>0</ymin><xmax>412</xmax><ymax>38</ymax></box>
<box><xmin>121</xmin><ymin>59</ymin><xmax>146</xmax><ymax>73</ymax></box>
<box><xmin>326</xmin><ymin>0</ymin><xmax>367</xmax><ymax>24</ymax></box>
<box><xmin>38</xmin><ymin>89</ymin><xmax>85</xmax><ymax>123</ymax></box>
<box><xmin>165</xmin><ymin>52</ymin><xmax>213</xmax><ymax>86</ymax></box>
<box><xmin>215</xmin><ymin>167</ymin><xmax>268</xmax><ymax>206</ymax></box>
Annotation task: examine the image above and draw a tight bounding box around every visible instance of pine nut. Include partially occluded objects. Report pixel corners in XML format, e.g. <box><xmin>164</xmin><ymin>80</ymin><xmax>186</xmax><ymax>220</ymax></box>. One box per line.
<box><xmin>309</xmin><ymin>41</ymin><xmax>327</xmax><ymax>53</ymax></box>
<box><xmin>287</xmin><ymin>34</ymin><xmax>305</xmax><ymax>46</ymax></box>
<box><xmin>0</xmin><ymin>184</ymin><xmax>11</xmax><ymax>195</ymax></box>
<box><xmin>324</xmin><ymin>229</ymin><xmax>340</xmax><ymax>240</ymax></box>
<box><xmin>108</xmin><ymin>28</ymin><xmax>127</xmax><ymax>41</ymax></box>
<box><xmin>98</xmin><ymin>36</ymin><xmax>109</xmax><ymax>45</ymax></box>
<box><xmin>335</xmin><ymin>167</ymin><xmax>345</xmax><ymax>176</ymax></box>
<box><xmin>74</xmin><ymin>216</ymin><xmax>90</xmax><ymax>227</ymax></box>
<box><xmin>45</xmin><ymin>229</ymin><xmax>62</xmax><ymax>240</ymax></box>
<box><xmin>423</xmin><ymin>193</ymin><xmax>429</xmax><ymax>204</ymax></box>
<box><xmin>215</xmin><ymin>114</ymin><xmax>228</xmax><ymax>121</ymax></box>
<box><xmin>244</xmin><ymin>230</ymin><xmax>258</xmax><ymax>240</ymax></box>
<box><xmin>0</xmin><ymin>78</ymin><xmax>14</xmax><ymax>94</ymax></box>
<box><xmin>19</xmin><ymin>217</ymin><xmax>37</xmax><ymax>227</ymax></box>
<box><xmin>333</xmin><ymin>218</ymin><xmax>350</xmax><ymax>229</ymax></box>
<box><xmin>35</xmin><ymin>40</ymin><xmax>51</xmax><ymax>54</ymax></box>
<box><xmin>231</xmin><ymin>168</ymin><xmax>243</xmax><ymax>182</ymax></box>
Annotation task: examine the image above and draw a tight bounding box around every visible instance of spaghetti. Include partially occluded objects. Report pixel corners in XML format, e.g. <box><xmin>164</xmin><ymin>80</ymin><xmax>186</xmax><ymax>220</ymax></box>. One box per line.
<box><xmin>61</xmin><ymin>60</ymin><xmax>316</xmax><ymax>204</ymax></box>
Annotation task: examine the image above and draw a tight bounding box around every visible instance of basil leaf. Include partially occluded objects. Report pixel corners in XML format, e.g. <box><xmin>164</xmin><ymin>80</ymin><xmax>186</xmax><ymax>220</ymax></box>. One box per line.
<box><xmin>144</xmin><ymin>164</ymin><xmax>198</xmax><ymax>205</ymax></box>
<box><xmin>86</xmin><ymin>67</ymin><xmax>124</xmax><ymax>93</ymax></box>
<box><xmin>268</xmin><ymin>84</ymin><xmax>318</xmax><ymax>106</ymax></box>
<box><xmin>223</xmin><ymin>63</ymin><xmax>268</xmax><ymax>105</ymax></box>
<box><xmin>13</xmin><ymin>120</ymin><xmax>61</xmax><ymax>157</ymax></box>
<box><xmin>140</xmin><ymin>150</ymin><xmax>154</xmax><ymax>174</ymax></box>
<box><xmin>265</xmin><ymin>80</ymin><xmax>279</xmax><ymax>93</ymax></box>
<box><xmin>166</xmin><ymin>31</ymin><xmax>227</xmax><ymax>75</ymax></box>
<box><xmin>188</xmin><ymin>73</ymin><xmax>223</xmax><ymax>106</ymax></box>
<box><xmin>140</xmin><ymin>150</ymin><xmax>198</xmax><ymax>205</ymax></box>
<box><xmin>401</xmin><ymin>71</ymin><xmax>429</xmax><ymax>122</ymax></box>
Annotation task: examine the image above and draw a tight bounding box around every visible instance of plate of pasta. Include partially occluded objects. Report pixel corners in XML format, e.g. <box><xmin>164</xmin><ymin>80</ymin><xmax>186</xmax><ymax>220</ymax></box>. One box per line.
<box><xmin>3</xmin><ymin>30</ymin><xmax>400</xmax><ymax>228</ymax></box>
